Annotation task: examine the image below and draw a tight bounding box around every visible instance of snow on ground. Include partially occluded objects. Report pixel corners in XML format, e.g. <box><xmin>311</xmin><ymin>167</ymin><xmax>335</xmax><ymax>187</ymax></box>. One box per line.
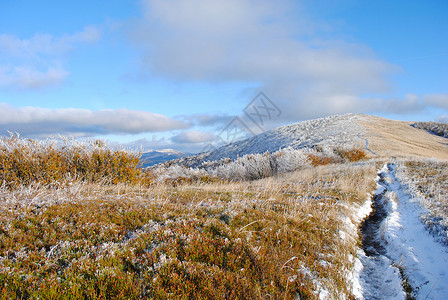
<box><xmin>381</xmin><ymin>163</ymin><xmax>448</xmax><ymax>299</ymax></box>
<box><xmin>351</xmin><ymin>166</ymin><xmax>405</xmax><ymax>300</ymax></box>
<box><xmin>204</xmin><ymin>113</ymin><xmax>365</xmax><ymax>161</ymax></box>
<box><xmin>354</xmin><ymin>163</ymin><xmax>448</xmax><ymax>299</ymax></box>
<box><xmin>174</xmin><ymin>113</ymin><xmax>366</xmax><ymax>167</ymax></box>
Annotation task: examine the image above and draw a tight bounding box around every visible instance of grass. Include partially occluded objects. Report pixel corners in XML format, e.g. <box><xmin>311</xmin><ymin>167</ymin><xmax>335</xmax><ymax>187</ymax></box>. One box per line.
<box><xmin>395</xmin><ymin>158</ymin><xmax>448</xmax><ymax>245</ymax></box>
<box><xmin>0</xmin><ymin>137</ymin><xmax>379</xmax><ymax>299</ymax></box>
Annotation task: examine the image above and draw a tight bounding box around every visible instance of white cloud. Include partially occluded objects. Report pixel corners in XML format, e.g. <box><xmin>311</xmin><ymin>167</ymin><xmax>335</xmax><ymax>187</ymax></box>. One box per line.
<box><xmin>66</xmin><ymin>26</ymin><xmax>101</xmax><ymax>44</ymax></box>
<box><xmin>0</xmin><ymin>103</ymin><xmax>189</xmax><ymax>137</ymax></box>
<box><xmin>423</xmin><ymin>94</ymin><xmax>448</xmax><ymax>110</ymax></box>
<box><xmin>0</xmin><ymin>26</ymin><xmax>100</xmax><ymax>58</ymax></box>
<box><xmin>171</xmin><ymin>130</ymin><xmax>216</xmax><ymax>143</ymax></box>
<box><xmin>129</xmin><ymin>0</ymin><xmax>401</xmax><ymax>120</ymax></box>
<box><xmin>0</xmin><ymin>66</ymin><xmax>69</xmax><ymax>90</ymax></box>
<box><xmin>0</xmin><ymin>26</ymin><xmax>101</xmax><ymax>90</ymax></box>
<box><xmin>178</xmin><ymin>113</ymin><xmax>233</xmax><ymax>127</ymax></box>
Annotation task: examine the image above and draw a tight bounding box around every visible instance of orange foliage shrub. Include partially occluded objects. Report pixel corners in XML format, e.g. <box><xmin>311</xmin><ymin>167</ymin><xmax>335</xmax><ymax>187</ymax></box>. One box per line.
<box><xmin>306</xmin><ymin>154</ymin><xmax>333</xmax><ymax>166</ymax></box>
<box><xmin>0</xmin><ymin>135</ymin><xmax>151</xmax><ymax>187</ymax></box>
<box><xmin>336</xmin><ymin>148</ymin><xmax>367</xmax><ymax>162</ymax></box>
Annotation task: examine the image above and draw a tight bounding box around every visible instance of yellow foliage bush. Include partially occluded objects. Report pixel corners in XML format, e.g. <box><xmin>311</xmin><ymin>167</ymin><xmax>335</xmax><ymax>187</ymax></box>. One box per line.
<box><xmin>335</xmin><ymin>147</ymin><xmax>368</xmax><ymax>162</ymax></box>
<box><xmin>0</xmin><ymin>135</ymin><xmax>150</xmax><ymax>187</ymax></box>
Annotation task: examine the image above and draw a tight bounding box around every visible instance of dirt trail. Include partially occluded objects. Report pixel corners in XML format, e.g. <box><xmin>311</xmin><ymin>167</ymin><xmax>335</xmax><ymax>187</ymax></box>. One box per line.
<box><xmin>357</xmin><ymin>128</ymin><xmax>377</xmax><ymax>156</ymax></box>
<box><xmin>356</xmin><ymin>162</ymin><xmax>448</xmax><ymax>299</ymax></box>
<box><xmin>357</xmin><ymin>164</ymin><xmax>405</xmax><ymax>300</ymax></box>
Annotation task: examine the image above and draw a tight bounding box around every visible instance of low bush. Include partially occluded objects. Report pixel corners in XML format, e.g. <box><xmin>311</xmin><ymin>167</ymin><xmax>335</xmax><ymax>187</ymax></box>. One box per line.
<box><xmin>0</xmin><ymin>162</ymin><xmax>379</xmax><ymax>299</ymax></box>
<box><xmin>413</xmin><ymin>121</ymin><xmax>448</xmax><ymax>138</ymax></box>
<box><xmin>152</xmin><ymin>146</ymin><xmax>367</xmax><ymax>182</ymax></box>
<box><xmin>0</xmin><ymin>135</ymin><xmax>149</xmax><ymax>187</ymax></box>
<box><xmin>335</xmin><ymin>147</ymin><xmax>367</xmax><ymax>162</ymax></box>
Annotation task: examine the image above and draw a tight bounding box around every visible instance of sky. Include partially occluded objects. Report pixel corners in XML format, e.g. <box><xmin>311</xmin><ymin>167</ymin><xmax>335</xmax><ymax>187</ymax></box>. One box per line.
<box><xmin>0</xmin><ymin>0</ymin><xmax>447</xmax><ymax>153</ymax></box>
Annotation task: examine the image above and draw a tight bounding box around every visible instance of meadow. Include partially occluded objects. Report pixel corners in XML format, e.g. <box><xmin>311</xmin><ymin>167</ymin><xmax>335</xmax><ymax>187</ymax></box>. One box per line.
<box><xmin>0</xmin><ymin>135</ymin><xmax>428</xmax><ymax>299</ymax></box>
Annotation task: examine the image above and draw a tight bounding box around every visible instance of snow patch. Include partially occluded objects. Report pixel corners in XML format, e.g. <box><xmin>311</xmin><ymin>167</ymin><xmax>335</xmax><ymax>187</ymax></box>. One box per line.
<box><xmin>381</xmin><ymin>164</ymin><xmax>448</xmax><ymax>299</ymax></box>
<box><xmin>354</xmin><ymin>163</ymin><xmax>448</xmax><ymax>299</ymax></box>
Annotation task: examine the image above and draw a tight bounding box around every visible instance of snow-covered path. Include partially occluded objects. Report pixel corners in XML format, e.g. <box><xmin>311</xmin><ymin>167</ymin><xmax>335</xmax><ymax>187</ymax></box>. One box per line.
<box><xmin>356</xmin><ymin>128</ymin><xmax>377</xmax><ymax>156</ymax></box>
<box><xmin>355</xmin><ymin>163</ymin><xmax>448</xmax><ymax>299</ymax></box>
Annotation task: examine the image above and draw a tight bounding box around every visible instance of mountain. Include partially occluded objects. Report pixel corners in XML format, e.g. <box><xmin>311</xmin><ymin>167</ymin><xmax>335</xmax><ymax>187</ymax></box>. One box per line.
<box><xmin>201</xmin><ymin>114</ymin><xmax>365</xmax><ymax>162</ymax></box>
<box><xmin>161</xmin><ymin>114</ymin><xmax>448</xmax><ymax>168</ymax></box>
<box><xmin>139</xmin><ymin>149</ymin><xmax>190</xmax><ymax>167</ymax></box>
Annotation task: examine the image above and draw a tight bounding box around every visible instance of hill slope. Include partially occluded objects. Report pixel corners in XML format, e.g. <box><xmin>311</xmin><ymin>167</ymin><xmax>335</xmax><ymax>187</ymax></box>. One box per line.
<box><xmin>359</xmin><ymin>115</ymin><xmax>448</xmax><ymax>159</ymax></box>
<box><xmin>204</xmin><ymin>114</ymin><xmax>365</xmax><ymax>161</ymax></box>
<box><xmin>169</xmin><ymin>114</ymin><xmax>448</xmax><ymax>168</ymax></box>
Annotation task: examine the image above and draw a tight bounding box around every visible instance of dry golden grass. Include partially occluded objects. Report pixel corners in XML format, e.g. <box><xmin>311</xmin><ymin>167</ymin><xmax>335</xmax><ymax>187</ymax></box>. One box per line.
<box><xmin>0</xmin><ymin>135</ymin><xmax>382</xmax><ymax>299</ymax></box>
<box><xmin>358</xmin><ymin>115</ymin><xmax>448</xmax><ymax>160</ymax></box>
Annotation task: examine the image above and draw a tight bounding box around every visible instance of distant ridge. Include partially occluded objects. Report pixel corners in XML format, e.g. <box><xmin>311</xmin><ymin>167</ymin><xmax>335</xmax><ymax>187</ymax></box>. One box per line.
<box><xmin>140</xmin><ymin>150</ymin><xmax>190</xmax><ymax>167</ymax></box>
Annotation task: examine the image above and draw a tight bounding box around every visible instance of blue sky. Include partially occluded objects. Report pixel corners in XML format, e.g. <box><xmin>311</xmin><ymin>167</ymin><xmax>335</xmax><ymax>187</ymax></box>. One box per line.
<box><xmin>0</xmin><ymin>0</ymin><xmax>447</xmax><ymax>152</ymax></box>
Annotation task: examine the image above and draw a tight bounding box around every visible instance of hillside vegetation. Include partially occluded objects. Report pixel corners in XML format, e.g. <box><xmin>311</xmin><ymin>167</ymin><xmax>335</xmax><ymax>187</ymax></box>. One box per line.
<box><xmin>0</xmin><ymin>135</ymin><xmax>376</xmax><ymax>299</ymax></box>
<box><xmin>169</xmin><ymin>114</ymin><xmax>366</xmax><ymax>168</ymax></box>
<box><xmin>395</xmin><ymin>159</ymin><xmax>448</xmax><ymax>245</ymax></box>
<box><xmin>1</xmin><ymin>114</ymin><xmax>448</xmax><ymax>299</ymax></box>
<box><xmin>0</xmin><ymin>135</ymin><xmax>151</xmax><ymax>188</ymax></box>
<box><xmin>412</xmin><ymin>121</ymin><xmax>448</xmax><ymax>138</ymax></box>
<box><xmin>359</xmin><ymin>115</ymin><xmax>448</xmax><ymax>159</ymax></box>
<box><xmin>152</xmin><ymin>145</ymin><xmax>367</xmax><ymax>184</ymax></box>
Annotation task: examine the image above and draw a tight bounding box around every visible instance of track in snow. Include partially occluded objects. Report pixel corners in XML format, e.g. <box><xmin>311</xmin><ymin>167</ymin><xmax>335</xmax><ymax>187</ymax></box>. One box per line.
<box><xmin>356</xmin><ymin>129</ymin><xmax>377</xmax><ymax>156</ymax></box>
<box><xmin>357</xmin><ymin>165</ymin><xmax>405</xmax><ymax>300</ymax></box>
<box><xmin>356</xmin><ymin>163</ymin><xmax>448</xmax><ymax>300</ymax></box>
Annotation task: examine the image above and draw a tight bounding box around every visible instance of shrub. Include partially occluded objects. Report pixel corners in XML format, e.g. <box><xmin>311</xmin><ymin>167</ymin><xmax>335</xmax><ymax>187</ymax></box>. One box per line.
<box><xmin>273</xmin><ymin>147</ymin><xmax>311</xmax><ymax>173</ymax></box>
<box><xmin>413</xmin><ymin>121</ymin><xmax>448</xmax><ymax>138</ymax></box>
<box><xmin>335</xmin><ymin>147</ymin><xmax>367</xmax><ymax>162</ymax></box>
<box><xmin>152</xmin><ymin>146</ymin><xmax>368</xmax><ymax>183</ymax></box>
<box><xmin>0</xmin><ymin>135</ymin><xmax>149</xmax><ymax>187</ymax></box>
<box><xmin>152</xmin><ymin>164</ymin><xmax>210</xmax><ymax>184</ymax></box>
<box><xmin>306</xmin><ymin>153</ymin><xmax>333</xmax><ymax>166</ymax></box>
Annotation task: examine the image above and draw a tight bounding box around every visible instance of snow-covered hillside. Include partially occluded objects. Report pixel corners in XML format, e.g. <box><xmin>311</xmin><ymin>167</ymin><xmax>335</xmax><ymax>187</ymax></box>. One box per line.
<box><xmin>172</xmin><ymin>113</ymin><xmax>367</xmax><ymax>168</ymax></box>
<box><xmin>205</xmin><ymin>114</ymin><xmax>365</xmax><ymax>160</ymax></box>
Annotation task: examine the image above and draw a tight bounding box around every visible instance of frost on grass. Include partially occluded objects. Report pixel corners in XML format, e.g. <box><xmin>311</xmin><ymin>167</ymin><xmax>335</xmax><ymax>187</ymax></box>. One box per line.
<box><xmin>377</xmin><ymin>163</ymin><xmax>448</xmax><ymax>299</ymax></box>
<box><xmin>0</xmin><ymin>135</ymin><xmax>376</xmax><ymax>298</ymax></box>
<box><xmin>351</xmin><ymin>161</ymin><xmax>448</xmax><ymax>300</ymax></box>
<box><xmin>151</xmin><ymin>144</ymin><xmax>367</xmax><ymax>183</ymax></box>
<box><xmin>395</xmin><ymin>158</ymin><xmax>448</xmax><ymax>245</ymax></box>
<box><xmin>0</xmin><ymin>157</ymin><xmax>377</xmax><ymax>299</ymax></box>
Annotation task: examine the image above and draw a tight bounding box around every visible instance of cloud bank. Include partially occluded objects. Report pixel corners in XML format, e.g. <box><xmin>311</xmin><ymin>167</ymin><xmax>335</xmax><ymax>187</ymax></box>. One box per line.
<box><xmin>129</xmin><ymin>0</ymin><xmax>408</xmax><ymax>120</ymax></box>
<box><xmin>0</xmin><ymin>103</ymin><xmax>188</xmax><ymax>137</ymax></box>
